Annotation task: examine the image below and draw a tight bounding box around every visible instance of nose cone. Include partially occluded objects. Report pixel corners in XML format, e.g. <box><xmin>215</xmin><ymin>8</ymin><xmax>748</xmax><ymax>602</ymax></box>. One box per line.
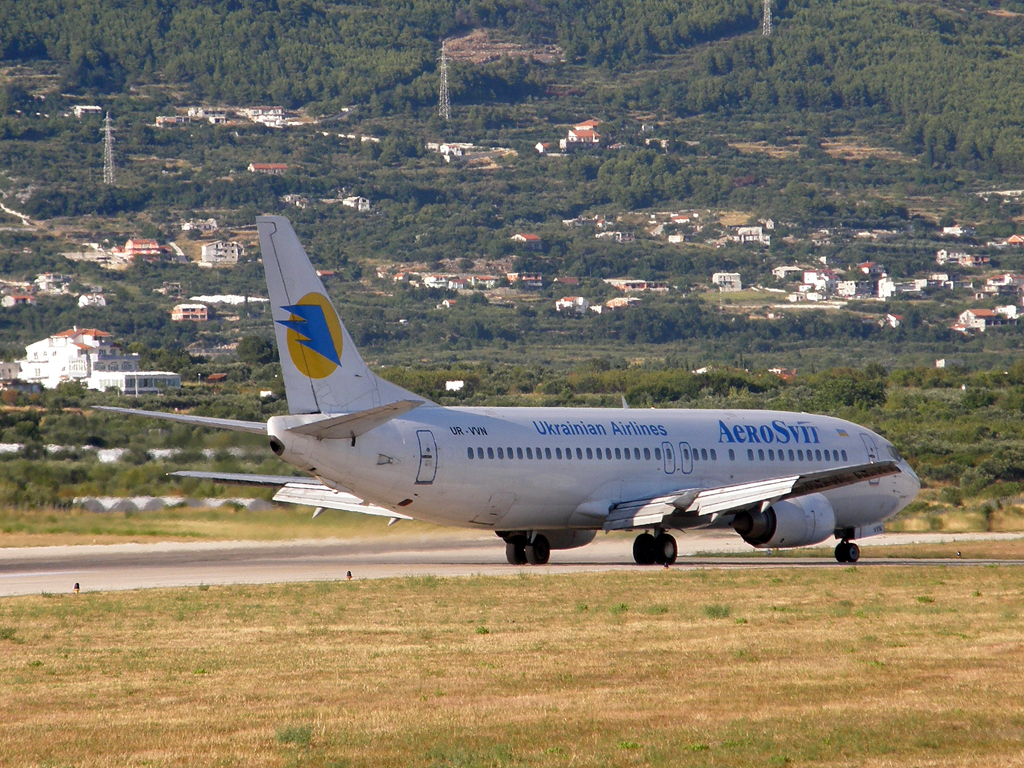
<box><xmin>896</xmin><ymin>461</ymin><xmax>921</xmax><ymax>508</ymax></box>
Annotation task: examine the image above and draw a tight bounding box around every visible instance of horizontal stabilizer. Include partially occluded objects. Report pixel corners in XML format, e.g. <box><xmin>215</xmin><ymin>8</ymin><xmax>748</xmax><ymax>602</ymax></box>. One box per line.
<box><xmin>273</xmin><ymin>483</ymin><xmax>410</xmax><ymax>519</ymax></box>
<box><xmin>94</xmin><ymin>406</ymin><xmax>266</xmax><ymax>434</ymax></box>
<box><xmin>605</xmin><ymin>460</ymin><xmax>900</xmax><ymax>531</ymax></box>
<box><xmin>285</xmin><ymin>399</ymin><xmax>422</xmax><ymax>440</ymax></box>
<box><xmin>169</xmin><ymin>470</ymin><xmax>321</xmax><ymax>487</ymax></box>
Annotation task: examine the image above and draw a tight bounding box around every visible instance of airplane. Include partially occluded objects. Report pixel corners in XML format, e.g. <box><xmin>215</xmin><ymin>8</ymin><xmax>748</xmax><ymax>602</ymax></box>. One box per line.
<box><xmin>98</xmin><ymin>216</ymin><xmax>920</xmax><ymax>565</ymax></box>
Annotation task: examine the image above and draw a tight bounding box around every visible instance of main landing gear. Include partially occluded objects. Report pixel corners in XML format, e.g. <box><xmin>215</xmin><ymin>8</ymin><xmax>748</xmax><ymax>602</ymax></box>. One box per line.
<box><xmin>505</xmin><ymin>534</ymin><xmax>550</xmax><ymax>565</ymax></box>
<box><xmin>834</xmin><ymin>540</ymin><xmax>860</xmax><ymax>563</ymax></box>
<box><xmin>633</xmin><ymin>531</ymin><xmax>678</xmax><ymax>565</ymax></box>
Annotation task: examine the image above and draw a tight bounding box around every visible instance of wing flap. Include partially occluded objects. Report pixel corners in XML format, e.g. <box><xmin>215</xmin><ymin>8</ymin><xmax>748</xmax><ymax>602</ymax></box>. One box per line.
<box><xmin>272</xmin><ymin>483</ymin><xmax>410</xmax><ymax>519</ymax></box>
<box><xmin>604</xmin><ymin>461</ymin><xmax>901</xmax><ymax>531</ymax></box>
<box><xmin>285</xmin><ymin>399</ymin><xmax>423</xmax><ymax>440</ymax></box>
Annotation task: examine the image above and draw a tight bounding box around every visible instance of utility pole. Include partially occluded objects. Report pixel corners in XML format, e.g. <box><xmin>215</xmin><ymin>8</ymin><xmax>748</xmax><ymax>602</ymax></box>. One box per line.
<box><xmin>103</xmin><ymin>112</ymin><xmax>116</xmax><ymax>185</ymax></box>
<box><xmin>438</xmin><ymin>40</ymin><xmax>451</xmax><ymax>121</ymax></box>
<box><xmin>762</xmin><ymin>0</ymin><xmax>772</xmax><ymax>36</ymax></box>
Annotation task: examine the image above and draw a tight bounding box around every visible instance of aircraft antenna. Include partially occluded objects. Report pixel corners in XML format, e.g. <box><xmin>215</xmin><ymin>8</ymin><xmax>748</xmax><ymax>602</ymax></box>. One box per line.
<box><xmin>103</xmin><ymin>111</ymin><xmax>116</xmax><ymax>185</ymax></box>
<box><xmin>438</xmin><ymin>40</ymin><xmax>451</xmax><ymax>121</ymax></box>
<box><xmin>762</xmin><ymin>0</ymin><xmax>772</xmax><ymax>36</ymax></box>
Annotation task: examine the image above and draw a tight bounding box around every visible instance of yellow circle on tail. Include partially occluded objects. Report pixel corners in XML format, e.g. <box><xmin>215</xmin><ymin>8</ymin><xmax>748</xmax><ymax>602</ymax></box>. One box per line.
<box><xmin>285</xmin><ymin>293</ymin><xmax>344</xmax><ymax>379</ymax></box>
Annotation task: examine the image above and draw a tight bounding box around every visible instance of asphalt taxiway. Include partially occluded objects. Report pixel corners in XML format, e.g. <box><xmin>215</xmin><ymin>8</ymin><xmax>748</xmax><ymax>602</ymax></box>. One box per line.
<box><xmin>2</xmin><ymin>531</ymin><xmax>1023</xmax><ymax>596</ymax></box>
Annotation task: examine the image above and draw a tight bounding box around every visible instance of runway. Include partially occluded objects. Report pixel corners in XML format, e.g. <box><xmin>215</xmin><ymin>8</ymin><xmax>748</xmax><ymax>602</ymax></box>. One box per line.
<box><xmin>2</xmin><ymin>532</ymin><xmax>1023</xmax><ymax>596</ymax></box>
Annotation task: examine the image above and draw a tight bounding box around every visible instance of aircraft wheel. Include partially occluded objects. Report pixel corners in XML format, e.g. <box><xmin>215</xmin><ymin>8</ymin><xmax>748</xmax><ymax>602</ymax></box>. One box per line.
<box><xmin>525</xmin><ymin>535</ymin><xmax>550</xmax><ymax>565</ymax></box>
<box><xmin>846</xmin><ymin>542</ymin><xmax>860</xmax><ymax>563</ymax></box>
<box><xmin>654</xmin><ymin>533</ymin><xmax>678</xmax><ymax>565</ymax></box>
<box><xmin>835</xmin><ymin>542</ymin><xmax>850</xmax><ymax>563</ymax></box>
<box><xmin>506</xmin><ymin>539</ymin><xmax>528</xmax><ymax>565</ymax></box>
<box><xmin>633</xmin><ymin>533</ymin><xmax>657</xmax><ymax>565</ymax></box>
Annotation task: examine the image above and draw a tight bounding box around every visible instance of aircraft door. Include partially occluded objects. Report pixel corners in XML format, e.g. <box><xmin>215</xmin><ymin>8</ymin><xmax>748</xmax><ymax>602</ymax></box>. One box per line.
<box><xmin>678</xmin><ymin>442</ymin><xmax>694</xmax><ymax>474</ymax></box>
<box><xmin>860</xmin><ymin>433</ymin><xmax>880</xmax><ymax>485</ymax></box>
<box><xmin>415</xmin><ymin>430</ymin><xmax>438</xmax><ymax>484</ymax></box>
<box><xmin>661</xmin><ymin>442</ymin><xmax>676</xmax><ymax>474</ymax></box>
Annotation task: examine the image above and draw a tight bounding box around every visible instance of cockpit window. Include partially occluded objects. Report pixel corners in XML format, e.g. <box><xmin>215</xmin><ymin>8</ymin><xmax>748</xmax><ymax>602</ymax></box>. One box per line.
<box><xmin>887</xmin><ymin>444</ymin><xmax>902</xmax><ymax>461</ymax></box>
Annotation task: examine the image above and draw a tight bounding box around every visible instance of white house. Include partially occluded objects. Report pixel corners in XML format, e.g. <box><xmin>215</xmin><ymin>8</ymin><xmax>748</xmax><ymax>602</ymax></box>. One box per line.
<box><xmin>17</xmin><ymin>328</ymin><xmax>180</xmax><ymax>393</ymax></box>
<box><xmin>555</xmin><ymin>296</ymin><xmax>589</xmax><ymax>314</ymax></box>
<box><xmin>342</xmin><ymin>196</ymin><xmax>371</xmax><ymax>212</ymax></box>
<box><xmin>732</xmin><ymin>226</ymin><xmax>770</xmax><ymax>245</ymax></box>
<box><xmin>958</xmin><ymin>309</ymin><xmax>1004</xmax><ymax>331</ymax></box>
<box><xmin>77</xmin><ymin>294</ymin><xmax>106</xmax><ymax>308</ymax></box>
<box><xmin>200</xmin><ymin>240</ymin><xmax>244</xmax><ymax>266</ymax></box>
<box><xmin>712</xmin><ymin>272</ymin><xmax>743</xmax><ymax>292</ymax></box>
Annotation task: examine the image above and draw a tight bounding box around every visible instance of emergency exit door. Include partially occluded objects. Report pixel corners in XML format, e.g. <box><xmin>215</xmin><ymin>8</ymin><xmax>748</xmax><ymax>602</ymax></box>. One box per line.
<box><xmin>415</xmin><ymin>430</ymin><xmax>437</xmax><ymax>484</ymax></box>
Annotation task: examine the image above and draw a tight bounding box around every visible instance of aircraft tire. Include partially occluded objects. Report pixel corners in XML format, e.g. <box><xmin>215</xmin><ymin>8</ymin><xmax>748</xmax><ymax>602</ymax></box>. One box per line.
<box><xmin>506</xmin><ymin>540</ymin><xmax>528</xmax><ymax>565</ymax></box>
<box><xmin>846</xmin><ymin>542</ymin><xmax>860</xmax><ymax>563</ymax></box>
<box><xmin>633</xmin><ymin>533</ymin><xmax>657</xmax><ymax>565</ymax></box>
<box><xmin>525</xmin><ymin>535</ymin><xmax>550</xmax><ymax>565</ymax></box>
<box><xmin>654</xmin><ymin>533</ymin><xmax>678</xmax><ymax>565</ymax></box>
<box><xmin>834</xmin><ymin>543</ymin><xmax>850</xmax><ymax>563</ymax></box>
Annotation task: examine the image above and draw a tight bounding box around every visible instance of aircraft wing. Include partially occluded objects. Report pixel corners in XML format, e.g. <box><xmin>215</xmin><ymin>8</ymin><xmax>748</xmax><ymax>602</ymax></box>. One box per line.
<box><xmin>168</xmin><ymin>471</ymin><xmax>409</xmax><ymax>520</ymax></box>
<box><xmin>603</xmin><ymin>460</ymin><xmax>900</xmax><ymax>531</ymax></box>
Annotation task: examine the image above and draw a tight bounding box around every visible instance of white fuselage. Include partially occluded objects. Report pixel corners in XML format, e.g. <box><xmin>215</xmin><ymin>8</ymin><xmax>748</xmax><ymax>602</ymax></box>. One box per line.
<box><xmin>268</xmin><ymin>406</ymin><xmax>920</xmax><ymax>534</ymax></box>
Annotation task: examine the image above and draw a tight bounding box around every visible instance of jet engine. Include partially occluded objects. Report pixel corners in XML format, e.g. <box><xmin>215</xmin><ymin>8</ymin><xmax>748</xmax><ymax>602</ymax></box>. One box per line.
<box><xmin>730</xmin><ymin>493</ymin><xmax>836</xmax><ymax>549</ymax></box>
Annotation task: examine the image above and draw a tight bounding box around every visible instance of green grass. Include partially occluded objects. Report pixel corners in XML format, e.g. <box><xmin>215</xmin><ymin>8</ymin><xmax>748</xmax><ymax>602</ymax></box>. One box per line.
<box><xmin>3</xmin><ymin>568</ymin><xmax>1024</xmax><ymax>766</ymax></box>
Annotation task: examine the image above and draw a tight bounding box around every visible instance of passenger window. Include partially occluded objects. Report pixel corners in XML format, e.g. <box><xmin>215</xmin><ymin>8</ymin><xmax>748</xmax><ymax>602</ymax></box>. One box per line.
<box><xmin>467</xmin><ymin>447</ymin><xmax>474</xmax><ymax>459</ymax></box>
<box><xmin>643</xmin><ymin>448</ymin><xmax>651</xmax><ymax>460</ymax></box>
<box><xmin>634</xmin><ymin>448</ymin><xmax>641</xmax><ymax>460</ymax></box>
<box><xmin>507</xmin><ymin>447</ymin><xmax>514</xmax><ymax>458</ymax></box>
<box><xmin>797</xmin><ymin>449</ymin><xmax>804</xmax><ymax>460</ymax></box>
<box><xmin>487</xmin><ymin>447</ymin><xmax>495</xmax><ymax>459</ymax></box>
<box><xmin>710</xmin><ymin>449</ymin><xmax>717</xmax><ymax>460</ymax></box>
<box><xmin>824</xmin><ymin>450</ymin><xmax>830</xmax><ymax>461</ymax></box>
<box><xmin>747</xmin><ymin>449</ymin><xmax>754</xmax><ymax>460</ymax></box>
<box><xmin>526</xmin><ymin>447</ymin><xmax>533</xmax><ymax>459</ymax></box>
<box><xmin>517</xmin><ymin>447</ymin><xmax>524</xmax><ymax>459</ymax></box>
<box><xmin>605</xmin><ymin>448</ymin><xmax>612</xmax><ymax>460</ymax></box>
<box><xmin>728</xmin><ymin>449</ymin><xmax>735</xmax><ymax>461</ymax></box>
<box><xmin>666</xmin><ymin>448</ymin><xmax>673</xmax><ymax>462</ymax></box>
<box><xmin>576</xmin><ymin>447</ymin><xmax>583</xmax><ymax>459</ymax></box>
<box><xmin>683</xmin><ymin>448</ymin><xmax>690</xmax><ymax>460</ymax></box>
<box><xmin>546</xmin><ymin>447</ymin><xmax>552</xmax><ymax>459</ymax></box>
<box><xmin>655</xmin><ymin>448</ymin><xmax>662</xmax><ymax>460</ymax></box>
<box><xmin>555</xmin><ymin>447</ymin><xmax>562</xmax><ymax>459</ymax></box>
<box><xmin>591</xmin><ymin>447</ymin><xmax>597</xmax><ymax>460</ymax></box>
<box><xmin>768</xmin><ymin>449</ymin><xmax>775</xmax><ymax>460</ymax></box>
<box><xmin>497</xmin><ymin>447</ymin><xmax>504</xmax><ymax>459</ymax></box>
<box><xmin>615</xmin><ymin>448</ymin><xmax>621</xmax><ymax>459</ymax></box>
<box><xmin>701</xmin><ymin>448</ymin><xmax>708</xmax><ymax>460</ymax></box>
<box><xmin>788</xmin><ymin>450</ymin><xmax>794</xmax><ymax>461</ymax></box>
<box><xmin>758</xmin><ymin>449</ymin><xmax>765</xmax><ymax>461</ymax></box>
<box><xmin>815</xmin><ymin>450</ymin><xmax>822</xmax><ymax>461</ymax></box>
<box><xmin>841</xmin><ymin>450</ymin><xmax>848</xmax><ymax>461</ymax></box>
<box><xmin>537</xmin><ymin>447</ymin><xmax>542</xmax><ymax>458</ymax></box>
<box><xmin>477</xmin><ymin>447</ymin><xmax>484</xmax><ymax>459</ymax></box>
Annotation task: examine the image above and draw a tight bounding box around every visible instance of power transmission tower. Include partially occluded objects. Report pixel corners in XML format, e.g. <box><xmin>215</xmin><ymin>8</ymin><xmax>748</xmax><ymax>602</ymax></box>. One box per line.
<box><xmin>103</xmin><ymin>112</ymin><xmax>116</xmax><ymax>185</ymax></box>
<box><xmin>438</xmin><ymin>41</ymin><xmax>451</xmax><ymax>121</ymax></box>
<box><xmin>762</xmin><ymin>0</ymin><xmax>772</xmax><ymax>36</ymax></box>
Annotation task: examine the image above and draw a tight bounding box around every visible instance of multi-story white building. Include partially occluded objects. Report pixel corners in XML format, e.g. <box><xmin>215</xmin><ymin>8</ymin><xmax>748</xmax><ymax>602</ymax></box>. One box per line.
<box><xmin>712</xmin><ymin>272</ymin><xmax>743</xmax><ymax>292</ymax></box>
<box><xmin>200</xmin><ymin>240</ymin><xmax>243</xmax><ymax>266</ymax></box>
<box><xmin>17</xmin><ymin>328</ymin><xmax>180</xmax><ymax>393</ymax></box>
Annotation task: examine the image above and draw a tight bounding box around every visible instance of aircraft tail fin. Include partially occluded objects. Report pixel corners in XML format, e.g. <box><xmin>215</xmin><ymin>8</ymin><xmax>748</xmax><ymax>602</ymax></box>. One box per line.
<box><xmin>257</xmin><ymin>216</ymin><xmax>426</xmax><ymax>414</ymax></box>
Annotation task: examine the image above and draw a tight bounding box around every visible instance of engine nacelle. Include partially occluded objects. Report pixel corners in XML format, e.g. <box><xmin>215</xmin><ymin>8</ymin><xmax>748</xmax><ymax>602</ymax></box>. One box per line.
<box><xmin>731</xmin><ymin>493</ymin><xmax>836</xmax><ymax>549</ymax></box>
<box><xmin>537</xmin><ymin>530</ymin><xmax>597</xmax><ymax>550</ymax></box>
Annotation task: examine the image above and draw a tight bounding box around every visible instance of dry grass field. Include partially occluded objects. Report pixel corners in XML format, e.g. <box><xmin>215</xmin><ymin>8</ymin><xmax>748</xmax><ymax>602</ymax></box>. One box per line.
<box><xmin>3</xmin><ymin>567</ymin><xmax>1024</xmax><ymax>767</ymax></box>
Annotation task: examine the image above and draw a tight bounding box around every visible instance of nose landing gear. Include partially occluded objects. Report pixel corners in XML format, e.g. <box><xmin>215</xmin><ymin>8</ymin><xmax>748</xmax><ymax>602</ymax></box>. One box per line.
<box><xmin>834</xmin><ymin>540</ymin><xmax>860</xmax><ymax>563</ymax></box>
<box><xmin>633</xmin><ymin>531</ymin><xmax>678</xmax><ymax>565</ymax></box>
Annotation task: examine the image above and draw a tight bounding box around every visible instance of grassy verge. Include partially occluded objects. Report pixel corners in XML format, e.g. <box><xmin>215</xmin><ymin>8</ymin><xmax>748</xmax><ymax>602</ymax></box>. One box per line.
<box><xmin>0</xmin><ymin>506</ymin><xmax>454</xmax><ymax>547</ymax></box>
<box><xmin>3</xmin><ymin>569</ymin><xmax>1024</xmax><ymax>766</ymax></box>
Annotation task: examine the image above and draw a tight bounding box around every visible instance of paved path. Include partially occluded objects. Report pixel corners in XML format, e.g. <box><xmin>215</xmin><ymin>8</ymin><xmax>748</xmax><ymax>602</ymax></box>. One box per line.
<box><xmin>1</xmin><ymin>532</ymin><xmax>1022</xmax><ymax>596</ymax></box>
